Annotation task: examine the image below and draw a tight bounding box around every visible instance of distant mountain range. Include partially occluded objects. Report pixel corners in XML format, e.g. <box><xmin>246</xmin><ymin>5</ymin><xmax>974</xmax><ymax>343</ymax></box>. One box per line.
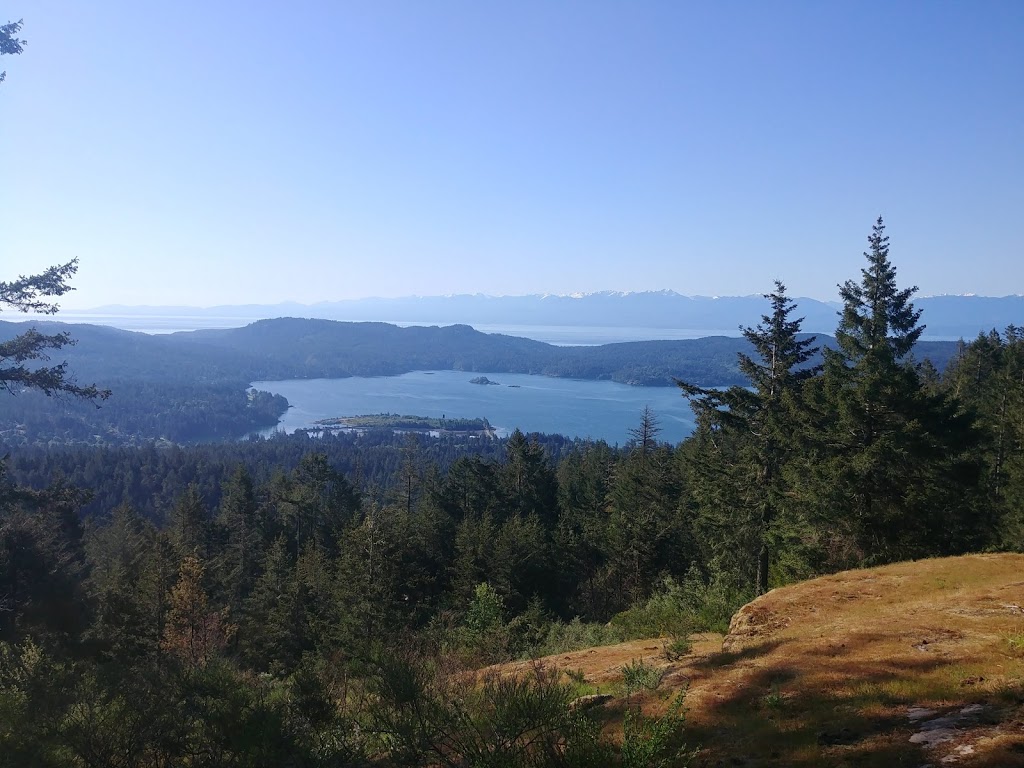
<box><xmin>77</xmin><ymin>292</ymin><xmax>1024</xmax><ymax>339</ymax></box>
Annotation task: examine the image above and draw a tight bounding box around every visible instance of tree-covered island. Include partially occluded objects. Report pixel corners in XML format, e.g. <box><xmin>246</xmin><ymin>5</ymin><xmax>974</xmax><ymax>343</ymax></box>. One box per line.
<box><xmin>314</xmin><ymin>413</ymin><xmax>495</xmax><ymax>436</ymax></box>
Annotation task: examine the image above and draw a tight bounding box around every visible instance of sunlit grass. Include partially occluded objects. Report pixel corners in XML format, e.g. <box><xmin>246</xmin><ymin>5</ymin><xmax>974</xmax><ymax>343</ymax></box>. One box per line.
<box><xmin>1005</xmin><ymin>631</ymin><xmax>1024</xmax><ymax>656</ymax></box>
<box><xmin>488</xmin><ymin>554</ymin><xmax>1024</xmax><ymax>767</ymax></box>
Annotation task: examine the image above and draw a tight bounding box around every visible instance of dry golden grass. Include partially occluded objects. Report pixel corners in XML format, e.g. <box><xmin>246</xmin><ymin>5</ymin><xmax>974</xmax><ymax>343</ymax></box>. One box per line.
<box><xmin>498</xmin><ymin>554</ymin><xmax>1024</xmax><ymax>767</ymax></box>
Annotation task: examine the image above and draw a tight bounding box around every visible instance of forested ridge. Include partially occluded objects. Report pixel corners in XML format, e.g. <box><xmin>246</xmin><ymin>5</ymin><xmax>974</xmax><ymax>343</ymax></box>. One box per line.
<box><xmin>0</xmin><ymin>316</ymin><xmax>962</xmax><ymax>446</ymax></box>
<box><xmin>2</xmin><ymin>220</ymin><xmax>1023</xmax><ymax>765</ymax></box>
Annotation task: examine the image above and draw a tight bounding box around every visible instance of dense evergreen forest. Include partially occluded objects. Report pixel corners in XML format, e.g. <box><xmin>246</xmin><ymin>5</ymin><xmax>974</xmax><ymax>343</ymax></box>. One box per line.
<box><xmin>2</xmin><ymin>219</ymin><xmax>1023</xmax><ymax>766</ymax></box>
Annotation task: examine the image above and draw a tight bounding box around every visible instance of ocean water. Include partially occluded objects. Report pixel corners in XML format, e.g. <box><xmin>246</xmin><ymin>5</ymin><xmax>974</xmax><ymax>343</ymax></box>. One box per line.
<box><xmin>251</xmin><ymin>370</ymin><xmax>698</xmax><ymax>445</ymax></box>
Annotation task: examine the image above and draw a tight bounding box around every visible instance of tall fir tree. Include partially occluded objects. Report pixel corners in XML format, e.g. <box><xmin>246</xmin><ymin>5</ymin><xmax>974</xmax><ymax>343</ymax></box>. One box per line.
<box><xmin>944</xmin><ymin>327</ymin><xmax>1024</xmax><ymax>548</ymax></box>
<box><xmin>807</xmin><ymin>217</ymin><xmax>981</xmax><ymax>562</ymax></box>
<box><xmin>169</xmin><ymin>483</ymin><xmax>209</xmax><ymax>560</ymax></box>
<box><xmin>500</xmin><ymin>429</ymin><xmax>558</xmax><ymax>525</ymax></box>
<box><xmin>214</xmin><ymin>465</ymin><xmax>261</xmax><ymax>613</ymax></box>
<box><xmin>605</xmin><ymin>409</ymin><xmax>687</xmax><ymax>607</ymax></box>
<box><xmin>680</xmin><ymin>281</ymin><xmax>819</xmax><ymax>593</ymax></box>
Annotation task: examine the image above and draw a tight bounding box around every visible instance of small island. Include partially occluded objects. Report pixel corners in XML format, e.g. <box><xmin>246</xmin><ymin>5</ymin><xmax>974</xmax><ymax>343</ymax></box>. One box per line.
<box><xmin>313</xmin><ymin>413</ymin><xmax>495</xmax><ymax>437</ymax></box>
<box><xmin>469</xmin><ymin>376</ymin><xmax>500</xmax><ymax>385</ymax></box>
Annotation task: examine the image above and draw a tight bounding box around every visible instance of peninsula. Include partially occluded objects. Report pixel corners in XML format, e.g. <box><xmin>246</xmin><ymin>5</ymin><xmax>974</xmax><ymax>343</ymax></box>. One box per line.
<box><xmin>312</xmin><ymin>413</ymin><xmax>495</xmax><ymax>436</ymax></box>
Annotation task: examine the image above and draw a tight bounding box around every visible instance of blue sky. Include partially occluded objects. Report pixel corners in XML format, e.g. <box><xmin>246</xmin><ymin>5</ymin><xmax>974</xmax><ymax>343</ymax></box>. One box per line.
<box><xmin>2</xmin><ymin>1</ymin><xmax>1022</xmax><ymax>308</ymax></box>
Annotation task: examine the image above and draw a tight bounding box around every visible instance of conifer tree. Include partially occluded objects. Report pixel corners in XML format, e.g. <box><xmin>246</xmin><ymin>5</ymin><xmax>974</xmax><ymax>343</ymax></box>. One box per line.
<box><xmin>241</xmin><ymin>536</ymin><xmax>303</xmax><ymax>672</ymax></box>
<box><xmin>169</xmin><ymin>483</ymin><xmax>209</xmax><ymax>559</ymax></box>
<box><xmin>944</xmin><ymin>327</ymin><xmax>1024</xmax><ymax>548</ymax></box>
<box><xmin>680</xmin><ymin>281</ymin><xmax>818</xmax><ymax>593</ymax></box>
<box><xmin>0</xmin><ymin>479</ymin><xmax>90</xmax><ymax>647</ymax></box>
<box><xmin>396</xmin><ymin>434</ymin><xmax>424</xmax><ymax>515</ymax></box>
<box><xmin>215</xmin><ymin>466</ymin><xmax>260</xmax><ymax>612</ymax></box>
<box><xmin>554</xmin><ymin>442</ymin><xmax>615</xmax><ymax>618</ymax></box>
<box><xmin>161</xmin><ymin>555</ymin><xmax>232</xmax><ymax>668</ymax></box>
<box><xmin>281</xmin><ymin>453</ymin><xmax>360</xmax><ymax>557</ymax></box>
<box><xmin>810</xmin><ymin>218</ymin><xmax>981</xmax><ymax>561</ymax></box>
<box><xmin>85</xmin><ymin>504</ymin><xmax>162</xmax><ymax>662</ymax></box>
<box><xmin>500</xmin><ymin>429</ymin><xmax>558</xmax><ymax>525</ymax></box>
<box><xmin>606</xmin><ymin>409</ymin><xmax>687</xmax><ymax>605</ymax></box>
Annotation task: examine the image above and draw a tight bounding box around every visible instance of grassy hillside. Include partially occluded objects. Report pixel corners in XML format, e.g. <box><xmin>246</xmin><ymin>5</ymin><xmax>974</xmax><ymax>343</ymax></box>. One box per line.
<box><xmin>498</xmin><ymin>554</ymin><xmax>1024</xmax><ymax>767</ymax></box>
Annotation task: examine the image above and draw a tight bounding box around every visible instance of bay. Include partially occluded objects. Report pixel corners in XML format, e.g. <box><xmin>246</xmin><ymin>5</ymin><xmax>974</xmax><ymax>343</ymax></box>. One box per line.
<box><xmin>251</xmin><ymin>370</ymin><xmax>697</xmax><ymax>445</ymax></box>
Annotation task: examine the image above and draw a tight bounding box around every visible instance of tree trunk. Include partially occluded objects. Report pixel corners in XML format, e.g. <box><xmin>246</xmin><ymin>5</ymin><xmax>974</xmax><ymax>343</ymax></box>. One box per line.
<box><xmin>756</xmin><ymin>541</ymin><xmax>769</xmax><ymax>596</ymax></box>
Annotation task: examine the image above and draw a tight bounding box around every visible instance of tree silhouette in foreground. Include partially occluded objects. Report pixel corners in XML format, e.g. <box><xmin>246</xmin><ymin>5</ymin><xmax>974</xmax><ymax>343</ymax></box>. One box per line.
<box><xmin>1</xmin><ymin>259</ymin><xmax>110</xmax><ymax>400</ymax></box>
<box><xmin>0</xmin><ymin>18</ymin><xmax>26</xmax><ymax>85</ymax></box>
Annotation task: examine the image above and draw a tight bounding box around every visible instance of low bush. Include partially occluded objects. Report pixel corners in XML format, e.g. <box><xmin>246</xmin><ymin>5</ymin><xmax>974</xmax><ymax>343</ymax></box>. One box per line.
<box><xmin>621</xmin><ymin>658</ymin><xmax>665</xmax><ymax>694</ymax></box>
<box><xmin>369</xmin><ymin>650</ymin><xmax>697</xmax><ymax>767</ymax></box>
<box><xmin>662</xmin><ymin>635</ymin><xmax>692</xmax><ymax>661</ymax></box>
<box><xmin>532</xmin><ymin>617</ymin><xmax>628</xmax><ymax>657</ymax></box>
<box><xmin>611</xmin><ymin>568</ymin><xmax>750</xmax><ymax>638</ymax></box>
<box><xmin>621</xmin><ymin>690</ymin><xmax>696</xmax><ymax>768</ymax></box>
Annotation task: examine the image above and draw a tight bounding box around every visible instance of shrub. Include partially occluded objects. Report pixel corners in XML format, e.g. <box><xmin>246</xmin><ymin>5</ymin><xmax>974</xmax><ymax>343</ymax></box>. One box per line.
<box><xmin>533</xmin><ymin>617</ymin><xmax>628</xmax><ymax>657</ymax></box>
<box><xmin>662</xmin><ymin>635</ymin><xmax>692</xmax><ymax>662</ymax></box>
<box><xmin>621</xmin><ymin>658</ymin><xmax>664</xmax><ymax>694</ymax></box>
<box><xmin>465</xmin><ymin>582</ymin><xmax>505</xmax><ymax>640</ymax></box>
<box><xmin>564</xmin><ymin>667</ymin><xmax>587</xmax><ymax>685</ymax></box>
<box><xmin>610</xmin><ymin>569</ymin><xmax>750</xmax><ymax>639</ymax></box>
<box><xmin>620</xmin><ymin>690</ymin><xmax>696</xmax><ymax>768</ymax></box>
<box><xmin>370</xmin><ymin>654</ymin><xmax>614</xmax><ymax>767</ymax></box>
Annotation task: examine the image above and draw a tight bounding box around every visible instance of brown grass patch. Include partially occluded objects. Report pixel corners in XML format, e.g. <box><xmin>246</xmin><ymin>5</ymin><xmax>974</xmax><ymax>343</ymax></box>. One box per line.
<box><xmin>492</xmin><ymin>553</ymin><xmax>1024</xmax><ymax>767</ymax></box>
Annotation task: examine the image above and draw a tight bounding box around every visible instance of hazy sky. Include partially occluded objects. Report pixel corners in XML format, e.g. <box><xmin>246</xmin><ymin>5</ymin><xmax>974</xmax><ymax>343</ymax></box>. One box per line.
<box><xmin>3</xmin><ymin>2</ymin><xmax>1022</xmax><ymax>309</ymax></box>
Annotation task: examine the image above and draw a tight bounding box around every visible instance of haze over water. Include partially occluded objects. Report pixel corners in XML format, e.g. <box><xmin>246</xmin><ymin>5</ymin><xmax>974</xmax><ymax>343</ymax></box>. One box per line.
<box><xmin>252</xmin><ymin>370</ymin><xmax>697</xmax><ymax>445</ymax></box>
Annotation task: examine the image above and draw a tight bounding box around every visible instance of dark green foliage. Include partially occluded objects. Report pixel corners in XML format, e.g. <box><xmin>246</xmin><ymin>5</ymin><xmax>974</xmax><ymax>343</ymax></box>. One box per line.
<box><xmin>802</xmin><ymin>218</ymin><xmax>984</xmax><ymax>563</ymax></box>
<box><xmin>604</xmin><ymin>411</ymin><xmax>690</xmax><ymax>610</ymax></box>
<box><xmin>1</xmin><ymin>261</ymin><xmax>110</xmax><ymax>403</ymax></box>
<box><xmin>611</xmin><ymin>570</ymin><xmax>749</xmax><ymax>638</ymax></box>
<box><xmin>679</xmin><ymin>282</ymin><xmax>819</xmax><ymax>594</ymax></box>
<box><xmin>241</xmin><ymin>536</ymin><xmax>303</xmax><ymax>673</ymax></box>
<box><xmin>214</xmin><ymin>465</ymin><xmax>261</xmax><ymax>613</ymax></box>
<box><xmin>4</xmin><ymin>430</ymin><xmax>549</xmax><ymax>522</ymax></box>
<box><xmin>169</xmin><ymin>483</ymin><xmax>210</xmax><ymax>558</ymax></box>
<box><xmin>84</xmin><ymin>504</ymin><xmax>174</xmax><ymax>664</ymax></box>
<box><xmin>0</xmin><ymin>18</ymin><xmax>26</xmax><ymax>84</ymax></box>
<box><xmin>369</xmin><ymin>652</ymin><xmax>614</xmax><ymax>768</ymax></box>
<box><xmin>621</xmin><ymin>690</ymin><xmax>694</xmax><ymax>768</ymax></box>
<box><xmin>0</xmin><ymin>464</ymin><xmax>91</xmax><ymax>649</ymax></box>
<box><xmin>944</xmin><ymin>327</ymin><xmax>1024</xmax><ymax>549</ymax></box>
<box><xmin>501</xmin><ymin>429</ymin><xmax>559</xmax><ymax>524</ymax></box>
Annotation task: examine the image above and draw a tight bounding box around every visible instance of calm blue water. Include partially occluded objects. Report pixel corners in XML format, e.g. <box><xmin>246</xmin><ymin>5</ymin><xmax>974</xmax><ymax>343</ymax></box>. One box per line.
<box><xmin>251</xmin><ymin>371</ymin><xmax>697</xmax><ymax>445</ymax></box>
